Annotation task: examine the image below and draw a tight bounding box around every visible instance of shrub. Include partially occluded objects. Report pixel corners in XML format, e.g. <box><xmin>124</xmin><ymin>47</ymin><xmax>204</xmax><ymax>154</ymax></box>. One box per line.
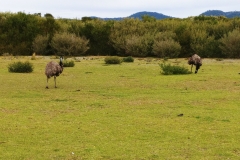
<box><xmin>51</xmin><ymin>33</ymin><xmax>89</xmax><ymax>56</ymax></box>
<box><xmin>122</xmin><ymin>56</ymin><xmax>134</xmax><ymax>62</ymax></box>
<box><xmin>216</xmin><ymin>58</ymin><xmax>224</xmax><ymax>61</ymax></box>
<box><xmin>104</xmin><ymin>56</ymin><xmax>122</xmax><ymax>64</ymax></box>
<box><xmin>125</xmin><ymin>34</ymin><xmax>153</xmax><ymax>57</ymax></box>
<box><xmin>163</xmin><ymin>57</ymin><xmax>169</xmax><ymax>61</ymax></box>
<box><xmin>153</xmin><ymin>39</ymin><xmax>181</xmax><ymax>58</ymax></box>
<box><xmin>63</xmin><ymin>60</ymin><xmax>75</xmax><ymax>67</ymax></box>
<box><xmin>219</xmin><ymin>29</ymin><xmax>240</xmax><ymax>58</ymax></box>
<box><xmin>8</xmin><ymin>61</ymin><xmax>34</xmax><ymax>73</ymax></box>
<box><xmin>160</xmin><ymin>63</ymin><xmax>191</xmax><ymax>75</ymax></box>
<box><xmin>152</xmin><ymin>31</ymin><xmax>181</xmax><ymax>58</ymax></box>
<box><xmin>2</xmin><ymin>53</ymin><xmax>12</xmax><ymax>56</ymax></box>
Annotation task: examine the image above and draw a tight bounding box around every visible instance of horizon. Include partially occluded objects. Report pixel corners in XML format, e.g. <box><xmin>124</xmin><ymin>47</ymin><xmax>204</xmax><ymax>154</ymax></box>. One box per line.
<box><xmin>1</xmin><ymin>10</ymin><xmax>240</xmax><ymax>19</ymax></box>
<box><xmin>0</xmin><ymin>0</ymin><xmax>239</xmax><ymax>19</ymax></box>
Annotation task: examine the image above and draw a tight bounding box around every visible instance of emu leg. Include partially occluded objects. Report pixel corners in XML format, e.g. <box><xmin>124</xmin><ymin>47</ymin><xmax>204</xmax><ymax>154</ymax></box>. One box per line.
<box><xmin>195</xmin><ymin>64</ymin><xmax>200</xmax><ymax>74</ymax></box>
<box><xmin>195</xmin><ymin>65</ymin><xmax>198</xmax><ymax>73</ymax></box>
<box><xmin>54</xmin><ymin>76</ymin><xmax>57</xmax><ymax>88</ymax></box>
<box><xmin>191</xmin><ymin>65</ymin><xmax>193</xmax><ymax>72</ymax></box>
<box><xmin>46</xmin><ymin>78</ymin><xmax>49</xmax><ymax>89</ymax></box>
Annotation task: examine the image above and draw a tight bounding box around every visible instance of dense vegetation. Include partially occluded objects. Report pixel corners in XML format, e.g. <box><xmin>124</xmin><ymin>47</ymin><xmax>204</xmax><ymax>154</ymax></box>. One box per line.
<box><xmin>1</xmin><ymin>12</ymin><xmax>240</xmax><ymax>58</ymax></box>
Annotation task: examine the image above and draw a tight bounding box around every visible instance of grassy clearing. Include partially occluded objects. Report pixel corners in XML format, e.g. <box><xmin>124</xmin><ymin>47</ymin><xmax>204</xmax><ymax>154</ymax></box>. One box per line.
<box><xmin>0</xmin><ymin>56</ymin><xmax>240</xmax><ymax>159</ymax></box>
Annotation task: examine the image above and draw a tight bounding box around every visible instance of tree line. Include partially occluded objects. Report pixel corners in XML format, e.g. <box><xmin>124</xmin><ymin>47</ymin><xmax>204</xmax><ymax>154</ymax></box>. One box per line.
<box><xmin>1</xmin><ymin>12</ymin><xmax>240</xmax><ymax>58</ymax></box>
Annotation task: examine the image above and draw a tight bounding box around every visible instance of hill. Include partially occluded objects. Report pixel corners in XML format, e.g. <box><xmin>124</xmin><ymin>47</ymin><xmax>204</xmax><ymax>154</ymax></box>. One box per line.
<box><xmin>91</xmin><ymin>10</ymin><xmax>240</xmax><ymax>21</ymax></box>
<box><xmin>98</xmin><ymin>11</ymin><xmax>173</xmax><ymax>20</ymax></box>
<box><xmin>200</xmin><ymin>10</ymin><xmax>240</xmax><ymax>18</ymax></box>
<box><xmin>128</xmin><ymin>11</ymin><xmax>172</xmax><ymax>19</ymax></box>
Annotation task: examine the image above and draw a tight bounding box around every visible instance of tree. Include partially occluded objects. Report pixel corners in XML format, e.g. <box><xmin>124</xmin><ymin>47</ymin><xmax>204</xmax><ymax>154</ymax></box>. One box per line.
<box><xmin>152</xmin><ymin>31</ymin><xmax>181</xmax><ymax>58</ymax></box>
<box><xmin>109</xmin><ymin>18</ymin><xmax>155</xmax><ymax>56</ymax></box>
<box><xmin>153</xmin><ymin>39</ymin><xmax>181</xmax><ymax>58</ymax></box>
<box><xmin>219</xmin><ymin>29</ymin><xmax>240</xmax><ymax>58</ymax></box>
<box><xmin>125</xmin><ymin>34</ymin><xmax>153</xmax><ymax>57</ymax></box>
<box><xmin>141</xmin><ymin>15</ymin><xmax>156</xmax><ymax>22</ymax></box>
<box><xmin>175</xmin><ymin>23</ymin><xmax>192</xmax><ymax>57</ymax></box>
<box><xmin>42</xmin><ymin>13</ymin><xmax>60</xmax><ymax>55</ymax></box>
<box><xmin>0</xmin><ymin>12</ymin><xmax>41</xmax><ymax>55</ymax></box>
<box><xmin>32</xmin><ymin>35</ymin><xmax>49</xmax><ymax>55</ymax></box>
<box><xmin>51</xmin><ymin>32</ymin><xmax>89</xmax><ymax>56</ymax></box>
<box><xmin>78</xmin><ymin>19</ymin><xmax>115</xmax><ymax>55</ymax></box>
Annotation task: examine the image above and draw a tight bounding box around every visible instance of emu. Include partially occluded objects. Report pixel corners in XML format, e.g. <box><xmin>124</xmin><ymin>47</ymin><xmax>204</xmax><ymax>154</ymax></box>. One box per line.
<box><xmin>188</xmin><ymin>54</ymin><xmax>202</xmax><ymax>74</ymax></box>
<box><xmin>45</xmin><ymin>56</ymin><xmax>63</xmax><ymax>88</ymax></box>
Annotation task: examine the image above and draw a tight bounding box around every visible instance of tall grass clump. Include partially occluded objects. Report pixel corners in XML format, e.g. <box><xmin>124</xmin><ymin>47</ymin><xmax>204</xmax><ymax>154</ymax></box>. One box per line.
<box><xmin>104</xmin><ymin>56</ymin><xmax>122</xmax><ymax>64</ymax></box>
<box><xmin>31</xmin><ymin>52</ymin><xmax>36</xmax><ymax>60</ymax></box>
<box><xmin>8</xmin><ymin>61</ymin><xmax>34</xmax><ymax>73</ymax></box>
<box><xmin>122</xmin><ymin>56</ymin><xmax>134</xmax><ymax>62</ymax></box>
<box><xmin>160</xmin><ymin>63</ymin><xmax>191</xmax><ymax>75</ymax></box>
<box><xmin>63</xmin><ymin>60</ymin><xmax>75</xmax><ymax>67</ymax></box>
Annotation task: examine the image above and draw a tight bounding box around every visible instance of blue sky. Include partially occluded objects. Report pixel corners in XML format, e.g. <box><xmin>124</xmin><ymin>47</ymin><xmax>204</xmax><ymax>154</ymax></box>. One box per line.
<box><xmin>0</xmin><ymin>0</ymin><xmax>239</xmax><ymax>19</ymax></box>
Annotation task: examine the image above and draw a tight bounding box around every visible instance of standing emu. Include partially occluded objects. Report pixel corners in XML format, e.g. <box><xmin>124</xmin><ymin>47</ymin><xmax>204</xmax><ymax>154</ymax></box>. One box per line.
<box><xmin>45</xmin><ymin>56</ymin><xmax>63</xmax><ymax>88</ymax></box>
<box><xmin>188</xmin><ymin>54</ymin><xmax>202</xmax><ymax>74</ymax></box>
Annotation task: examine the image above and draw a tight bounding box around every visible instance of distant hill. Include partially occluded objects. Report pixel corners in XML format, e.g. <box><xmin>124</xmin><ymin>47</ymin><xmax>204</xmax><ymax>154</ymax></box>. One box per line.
<box><xmin>128</xmin><ymin>11</ymin><xmax>172</xmax><ymax>19</ymax></box>
<box><xmin>90</xmin><ymin>10</ymin><xmax>240</xmax><ymax>21</ymax></box>
<box><xmin>96</xmin><ymin>11</ymin><xmax>173</xmax><ymax>20</ymax></box>
<box><xmin>200</xmin><ymin>10</ymin><xmax>240</xmax><ymax>18</ymax></box>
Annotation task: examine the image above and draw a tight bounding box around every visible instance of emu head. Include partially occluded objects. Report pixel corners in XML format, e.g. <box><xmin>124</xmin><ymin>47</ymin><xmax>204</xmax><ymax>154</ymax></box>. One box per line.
<box><xmin>59</xmin><ymin>56</ymin><xmax>64</xmax><ymax>68</ymax></box>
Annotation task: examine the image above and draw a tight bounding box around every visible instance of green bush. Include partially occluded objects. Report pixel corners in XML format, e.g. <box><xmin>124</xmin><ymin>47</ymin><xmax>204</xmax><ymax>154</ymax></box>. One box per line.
<box><xmin>51</xmin><ymin>33</ymin><xmax>89</xmax><ymax>56</ymax></box>
<box><xmin>153</xmin><ymin>39</ymin><xmax>181</xmax><ymax>58</ymax></box>
<box><xmin>125</xmin><ymin>34</ymin><xmax>153</xmax><ymax>57</ymax></box>
<box><xmin>104</xmin><ymin>56</ymin><xmax>122</xmax><ymax>64</ymax></box>
<box><xmin>160</xmin><ymin>63</ymin><xmax>191</xmax><ymax>75</ymax></box>
<box><xmin>219</xmin><ymin>29</ymin><xmax>240</xmax><ymax>58</ymax></box>
<box><xmin>63</xmin><ymin>60</ymin><xmax>75</xmax><ymax>67</ymax></box>
<box><xmin>122</xmin><ymin>56</ymin><xmax>134</xmax><ymax>62</ymax></box>
<box><xmin>8</xmin><ymin>61</ymin><xmax>34</xmax><ymax>73</ymax></box>
<box><xmin>152</xmin><ymin>31</ymin><xmax>181</xmax><ymax>58</ymax></box>
<box><xmin>216</xmin><ymin>58</ymin><xmax>224</xmax><ymax>61</ymax></box>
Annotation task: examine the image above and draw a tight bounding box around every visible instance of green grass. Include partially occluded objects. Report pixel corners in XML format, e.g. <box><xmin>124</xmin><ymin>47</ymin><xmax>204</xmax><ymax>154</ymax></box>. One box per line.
<box><xmin>0</xmin><ymin>56</ymin><xmax>240</xmax><ymax>159</ymax></box>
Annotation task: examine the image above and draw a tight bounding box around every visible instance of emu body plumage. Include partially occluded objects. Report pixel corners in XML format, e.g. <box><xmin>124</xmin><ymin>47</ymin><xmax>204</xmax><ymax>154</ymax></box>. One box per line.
<box><xmin>45</xmin><ymin>57</ymin><xmax>63</xmax><ymax>88</ymax></box>
<box><xmin>188</xmin><ymin>54</ymin><xmax>202</xmax><ymax>74</ymax></box>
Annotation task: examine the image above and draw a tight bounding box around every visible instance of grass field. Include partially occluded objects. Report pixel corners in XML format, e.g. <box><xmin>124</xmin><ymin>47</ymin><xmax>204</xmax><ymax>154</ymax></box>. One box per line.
<box><xmin>0</xmin><ymin>56</ymin><xmax>240</xmax><ymax>159</ymax></box>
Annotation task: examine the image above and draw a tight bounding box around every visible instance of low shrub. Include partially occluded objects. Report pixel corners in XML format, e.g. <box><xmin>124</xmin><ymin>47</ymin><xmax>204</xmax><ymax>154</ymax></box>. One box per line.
<box><xmin>122</xmin><ymin>56</ymin><xmax>134</xmax><ymax>62</ymax></box>
<box><xmin>2</xmin><ymin>53</ymin><xmax>12</xmax><ymax>56</ymax></box>
<box><xmin>8</xmin><ymin>61</ymin><xmax>34</xmax><ymax>73</ymax></box>
<box><xmin>63</xmin><ymin>60</ymin><xmax>75</xmax><ymax>67</ymax></box>
<box><xmin>216</xmin><ymin>58</ymin><xmax>224</xmax><ymax>61</ymax></box>
<box><xmin>104</xmin><ymin>56</ymin><xmax>122</xmax><ymax>64</ymax></box>
<box><xmin>163</xmin><ymin>57</ymin><xmax>169</xmax><ymax>61</ymax></box>
<box><xmin>160</xmin><ymin>63</ymin><xmax>191</xmax><ymax>75</ymax></box>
